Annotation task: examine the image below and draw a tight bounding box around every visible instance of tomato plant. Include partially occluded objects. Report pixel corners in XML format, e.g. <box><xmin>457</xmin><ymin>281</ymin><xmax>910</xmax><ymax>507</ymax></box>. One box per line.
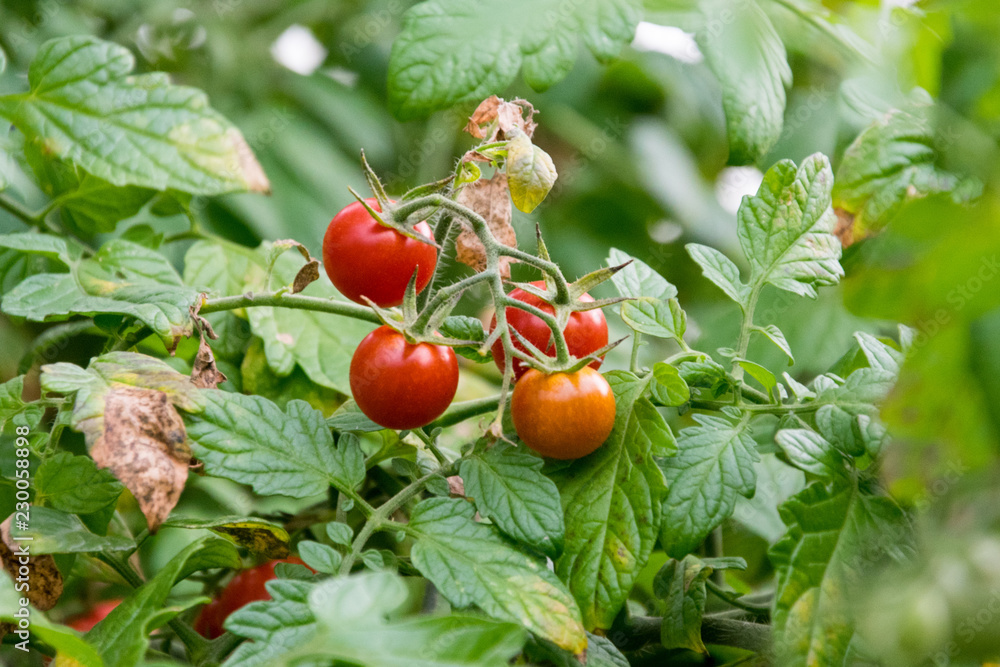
<box><xmin>1</xmin><ymin>3</ymin><xmax>999</xmax><ymax>667</ymax></box>
<box><xmin>490</xmin><ymin>281</ymin><xmax>609</xmax><ymax>380</ymax></box>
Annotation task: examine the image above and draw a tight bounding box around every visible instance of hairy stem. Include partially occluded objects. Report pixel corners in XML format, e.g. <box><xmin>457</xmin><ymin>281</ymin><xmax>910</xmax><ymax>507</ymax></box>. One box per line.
<box><xmin>200</xmin><ymin>292</ymin><xmax>381</xmax><ymax>324</ymax></box>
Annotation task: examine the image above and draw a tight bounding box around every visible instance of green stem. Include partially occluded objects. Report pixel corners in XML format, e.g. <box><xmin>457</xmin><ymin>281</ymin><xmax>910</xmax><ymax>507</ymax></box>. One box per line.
<box><xmin>417</xmin><ymin>214</ymin><xmax>457</xmax><ymax>311</ymax></box>
<box><xmin>732</xmin><ymin>284</ymin><xmax>763</xmax><ymax>399</ymax></box>
<box><xmin>426</xmin><ymin>395</ymin><xmax>500</xmax><ymax>429</ymax></box>
<box><xmin>705</xmin><ymin>579</ymin><xmax>772</xmax><ymax>616</ymax></box>
<box><xmin>630</xmin><ymin>331</ymin><xmax>643</xmax><ymax>373</ymax></box>
<box><xmin>412</xmin><ymin>428</ymin><xmax>449</xmax><ymax>467</ymax></box>
<box><xmin>411</xmin><ymin>270</ymin><xmax>494</xmax><ymax>333</ymax></box>
<box><xmin>200</xmin><ymin>292</ymin><xmax>380</xmax><ymax>324</ymax></box>
<box><xmin>0</xmin><ymin>193</ymin><xmax>45</xmax><ymax>227</ymax></box>
<box><xmin>338</xmin><ymin>463</ymin><xmax>458</xmax><ymax>575</ymax></box>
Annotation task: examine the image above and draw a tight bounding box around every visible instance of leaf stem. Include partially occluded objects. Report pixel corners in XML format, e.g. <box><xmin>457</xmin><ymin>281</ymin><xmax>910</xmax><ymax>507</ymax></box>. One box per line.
<box><xmin>705</xmin><ymin>579</ymin><xmax>772</xmax><ymax>616</ymax></box>
<box><xmin>630</xmin><ymin>331</ymin><xmax>643</xmax><ymax>373</ymax></box>
<box><xmin>200</xmin><ymin>292</ymin><xmax>381</xmax><ymax>324</ymax></box>
<box><xmin>426</xmin><ymin>395</ymin><xmax>500</xmax><ymax>429</ymax></box>
<box><xmin>732</xmin><ymin>284</ymin><xmax>763</xmax><ymax>399</ymax></box>
<box><xmin>0</xmin><ymin>192</ymin><xmax>46</xmax><ymax>227</ymax></box>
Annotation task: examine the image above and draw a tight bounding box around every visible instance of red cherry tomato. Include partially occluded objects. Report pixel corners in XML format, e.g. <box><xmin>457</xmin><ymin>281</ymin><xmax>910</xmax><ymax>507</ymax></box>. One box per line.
<box><xmin>511</xmin><ymin>367</ymin><xmax>616</xmax><ymax>460</ymax></box>
<box><xmin>349</xmin><ymin>326</ymin><xmax>459</xmax><ymax>430</ymax></box>
<box><xmin>490</xmin><ymin>281</ymin><xmax>608</xmax><ymax>380</ymax></box>
<box><xmin>66</xmin><ymin>599</ymin><xmax>122</xmax><ymax>633</ymax></box>
<box><xmin>194</xmin><ymin>557</ymin><xmax>307</xmax><ymax>639</ymax></box>
<box><xmin>322</xmin><ymin>198</ymin><xmax>437</xmax><ymax>307</ymax></box>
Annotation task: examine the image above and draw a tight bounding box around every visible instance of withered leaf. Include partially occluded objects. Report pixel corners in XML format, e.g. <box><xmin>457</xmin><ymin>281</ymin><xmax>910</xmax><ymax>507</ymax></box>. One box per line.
<box><xmin>228</xmin><ymin>129</ymin><xmax>271</xmax><ymax>194</ymax></box>
<box><xmin>833</xmin><ymin>207</ymin><xmax>857</xmax><ymax>248</ymax></box>
<box><xmin>464</xmin><ymin>96</ymin><xmax>537</xmax><ymax>142</ymax></box>
<box><xmin>191</xmin><ymin>336</ymin><xmax>228</xmax><ymax>389</ymax></box>
<box><xmin>292</xmin><ymin>259</ymin><xmax>320</xmax><ymax>294</ymax></box>
<box><xmin>447</xmin><ymin>475</ymin><xmax>465</xmax><ymax>497</ymax></box>
<box><xmin>91</xmin><ymin>386</ymin><xmax>191</xmax><ymax>532</ymax></box>
<box><xmin>0</xmin><ymin>516</ymin><xmax>64</xmax><ymax>612</ymax></box>
<box><xmin>456</xmin><ymin>173</ymin><xmax>516</xmax><ymax>278</ymax></box>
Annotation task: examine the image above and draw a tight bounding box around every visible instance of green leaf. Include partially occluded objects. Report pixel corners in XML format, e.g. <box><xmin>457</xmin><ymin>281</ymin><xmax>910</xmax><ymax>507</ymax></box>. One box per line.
<box><xmin>506</xmin><ymin>129</ymin><xmax>557</xmax><ymax>213</ymax></box>
<box><xmin>2</xmin><ymin>240</ymin><xmax>200</xmax><ymax>341</ymax></box>
<box><xmin>0</xmin><ymin>36</ymin><xmax>268</xmax><ymax>195</ymax></box>
<box><xmin>34</xmin><ymin>452</ymin><xmax>123</xmax><ymax>514</ymax></box>
<box><xmin>653</xmin><ymin>555</ymin><xmax>714</xmax><ymax>653</ymax></box>
<box><xmin>753</xmin><ymin>324</ymin><xmax>795</xmax><ymax>364</ymax></box>
<box><xmin>738</xmin><ymin>153</ymin><xmax>843</xmax><ymax>298</ymax></box>
<box><xmin>409</xmin><ymin>497</ymin><xmax>586</xmax><ymax>654</ymax></box>
<box><xmin>438</xmin><ymin>315</ymin><xmax>491</xmax><ymax>362</ymax></box>
<box><xmin>225</xmin><ymin>572</ymin><xmax>527</xmax><ymax>667</ymax></box>
<box><xmin>774</xmin><ymin>429</ymin><xmax>848</xmax><ymax>480</ymax></box>
<box><xmin>185</xmin><ymin>391</ymin><xmax>358</xmax><ymax>498</ymax></box>
<box><xmin>161</xmin><ymin>515</ymin><xmax>291</xmax><ymax>559</ymax></box>
<box><xmin>770</xmin><ymin>482</ymin><xmax>908</xmax><ymax>666</ymax></box>
<box><xmin>0</xmin><ymin>574</ymin><xmax>105</xmax><ymax>667</ymax></box>
<box><xmin>13</xmin><ymin>506</ymin><xmax>135</xmax><ymax>554</ymax></box>
<box><xmin>607</xmin><ymin>248</ymin><xmax>685</xmax><ymax>340</ymax></box>
<box><xmin>551</xmin><ymin>371</ymin><xmax>667</xmax><ymax>629</ymax></box>
<box><xmin>833</xmin><ymin>102</ymin><xmax>978</xmax><ymax>234</ymax></box>
<box><xmin>527</xmin><ymin>631</ymin><xmax>629</xmax><ymax>667</ymax></box>
<box><xmin>650</xmin><ymin>362</ymin><xmax>690</xmax><ymax>407</ymax></box>
<box><xmin>325</xmin><ymin>521</ymin><xmax>354</xmax><ymax>546</ymax></box>
<box><xmin>459</xmin><ymin>441</ymin><xmax>565</xmax><ymax>557</ymax></box>
<box><xmin>223</xmin><ymin>579</ymin><xmax>317</xmax><ymax>667</ymax></box>
<box><xmin>0</xmin><ymin>375</ymin><xmax>43</xmax><ymax>432</ymax></box>
<box><xmin>607</xmin><ymin>248</ymin><xmax>677</xmax><ymax>301</ymax></box>
<box><xmin>246</xmin><ymin>249</ymin><xmax>375</xmax><ymax>393</ymax></box>
<box><xmin>86</xmin><ymin>538</ymin><xmax>227</xmax><ymax>666</ymax></box>
<box><xmin>0</xmin><ymin>232</ymin><xmax>84</xmax><ymax>267</ymax></box>
<box><xmin>659</xmin><ymin>414</ymin><xmax>759</xmax><ymax>558</ymax></box>
<box><xmin>696</xmin><ymin>0</ymin><xmax>790</xmax><ymax>163</ymax></box>
<box><xmin>331</xmin><ymin>433</ymin><xmax>366</xmax><ymax>491</ymax></box>
<box><xmin>737</xmin><ymin>359</ymin><xmax>778</xmax><ymax>399</ymax></box>
<box><xmin>297</xmin><ymin>540</ymin><xmax>343</xmax><ymax>574</ymax></box>
<box><xmin>327</xmin><ymin>400</ymin><xmax>385</xmax><ymax>433</ymax></box>
<box><xmin>387</xmin><ymin>0</ymin><xmax>641</xmax><ymax>119</ymax></box>
<box><xmin>686</xmin><ymin>243</ymin><xmax>749</xmax><ymax>305</ymax></box>
<box><xmin>633</xmin><ymin>398</ymin><xmax>678</xmax><ymax>456</ymax></box>
<box><xmin>24</xmin><ymin>145</ymin><xmax>155</xmax><ymax>235</ymax></box>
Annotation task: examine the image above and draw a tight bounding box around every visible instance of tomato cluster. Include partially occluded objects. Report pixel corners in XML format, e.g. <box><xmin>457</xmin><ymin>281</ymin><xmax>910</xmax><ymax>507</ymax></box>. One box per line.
<box><xmin>325</xmin><ymin>202</ymin><xmax>615</xmax><ymax>458</ymax></box>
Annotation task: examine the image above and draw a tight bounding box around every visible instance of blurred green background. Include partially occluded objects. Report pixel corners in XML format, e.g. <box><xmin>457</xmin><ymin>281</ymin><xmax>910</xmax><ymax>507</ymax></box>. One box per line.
<box><xmin>1</xmin><ymin>0</ymin><xmax>1000</xmax><ymax>663</ymax></box>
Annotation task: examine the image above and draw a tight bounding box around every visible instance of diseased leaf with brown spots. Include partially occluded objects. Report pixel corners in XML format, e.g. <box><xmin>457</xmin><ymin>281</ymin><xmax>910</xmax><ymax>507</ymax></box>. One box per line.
<box><xmin>90</xmin><ymin>387</ymin><xmax>191</xmax><ymax>532</ymax></box>
<box><xmin>0</xmin><ymin>516</ymin><xmax>64</xmax><ymax>611</ymax></box>
<box><xmin>456</xmin><ymin>173</ymin><xmax>516</xmax><ymax>277</ymax></box>
<box><xmin>162</xmin><ymin>515</ymin><xmax>291</xmax><ymax>559</ymax></box>
<box><xmin>191</xmin><ymin>337</ymin><xmax>228</xmax><ymax>389</ymax></box>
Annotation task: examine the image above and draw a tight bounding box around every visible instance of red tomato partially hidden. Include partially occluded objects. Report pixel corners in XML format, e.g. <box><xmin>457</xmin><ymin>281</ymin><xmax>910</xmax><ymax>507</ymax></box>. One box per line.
<box><xmin>490</xmin><ymin>281</ymin><xmax>608</xmax><ymax>380</ymax></box>
<box><xmin>511</xmin><ymin>367</ymin><xmax>616</xmax><ymax>460</ymax></box>
<box><xmin>194</xmin><ymin>557</ymin><xmax>307</xmax><ymax>639</ymax></box>
<box><xmin>350</xmin><ymin>326</ymin><xmax>459</xmax><ymax>430</ymax></box>
<box><xmin>66</xmin><ymin>599</ymin><xmax>122</xmax><ymax>633</ymax></box>
<box><xmin>322</xmin><ymin>198</ymin><xmax>437</xmax><ymax>307</ymax></box>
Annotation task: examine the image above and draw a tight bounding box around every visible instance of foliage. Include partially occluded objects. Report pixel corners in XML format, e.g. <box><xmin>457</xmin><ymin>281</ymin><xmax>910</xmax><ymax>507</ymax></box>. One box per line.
<box><xmin>1</xmin><ymin>1</ymin><xmax>999</xmax><ymax>666</ymax></box>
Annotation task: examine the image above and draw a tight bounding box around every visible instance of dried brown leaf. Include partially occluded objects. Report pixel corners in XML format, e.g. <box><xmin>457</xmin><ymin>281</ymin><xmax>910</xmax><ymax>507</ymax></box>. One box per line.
<box><xmin>456</xmin><ymin>173</ymin><xmax>516</xmax><ymax>278</ymax></box>
<box><xmin>464</xmin><ymin>96</ymin><xmax>537</xmax><ymax>142</ymax></box>
<box><xmin>834</xmin><ymin>207</ymin><xmax>857</xmax><ymax>248</ymax></box>
<box><xmin>447</xmin><ymin>475</ymin><xmax>466</xmax><ymax>497</ymax></box>
<box><xmin>292</xmin><ymin>259</ymin><xmax>320</xmax><ymax>294</ymax></box>
<box><xmin>91</xmin><ymin>387</ymin><xmax>191</xmax><ymax>532</ymax></box>
<box><xmin>0</xmin><ymin>516</ymin><xmax>63</xmax><ymax>611</ymax></box>
<box><xmin>191</xmin><ymin>336</ymin><xmax>227</xmax><ymax>389</ymax></box>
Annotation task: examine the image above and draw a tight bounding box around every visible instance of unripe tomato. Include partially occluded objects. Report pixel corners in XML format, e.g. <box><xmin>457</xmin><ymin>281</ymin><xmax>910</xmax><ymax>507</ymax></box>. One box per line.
<box><xmin>66</xmin><ymin>599</ymin><xmax>122</xmax><ymax>633</ymax></box>
<box><xmin>322</xmin><ymin>198</ymin><xmax>437</xmax><ymax>307</ymax></box>
<box><xmin>194</xmin><ymin>557</ymin><xmax>307</xmax><ymax>639</ymax></box>
<box><xmin>349</xmin><ymin>326</ymin><xmax>459</xmax><ymax>430</ymax></box>
<box><xmin>490</xmin><ymin>281</ymin><xmax>608</xmax><ymax>380</ymax></box>
<box><xmin>511</xmin><ymin>367</ymin><xmax>616</xmax><ymax>460</ymax></box>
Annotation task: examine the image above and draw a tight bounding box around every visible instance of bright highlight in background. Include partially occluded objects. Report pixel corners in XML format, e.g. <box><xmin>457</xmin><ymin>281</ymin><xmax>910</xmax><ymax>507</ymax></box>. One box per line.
<box><xmin>271</xmin><ymin>24</ymin><xmax>328</xmax><ymax>75</ymax></box>
<box><xmin>631</xmin><ymin>22</ymin><xmax>703</xmax><ymax>64</ymax></box>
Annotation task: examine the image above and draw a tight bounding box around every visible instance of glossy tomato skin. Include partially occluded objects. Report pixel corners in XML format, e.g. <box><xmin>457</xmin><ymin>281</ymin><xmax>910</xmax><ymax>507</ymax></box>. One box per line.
<box><xmin>66</xmin><ymin>599</ymin><xmax>122</xmax><ymax>633</ymax></box>
<box><xmin>194</xmin><ymin>557</ymin><xmax>306</xmax><ymax>639</ymax></box>
<box><xmin>511</xmin><ymin>367</ymin><xmax>616</xmax><ymax>460</ymax></box>
<box><xmin>322</xmin><ymin>198</ymin><xmax>437</xmax><ymax>307</ymax></box>
<box><xmin>490</xmin><ymin>281</ymin><xmax>608</xmax><ymax>380</ymax></box>
<box><xmin>350</xmin><ymin>326</ymin><xmax>459</xmax><ymax>430</ymax></box>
